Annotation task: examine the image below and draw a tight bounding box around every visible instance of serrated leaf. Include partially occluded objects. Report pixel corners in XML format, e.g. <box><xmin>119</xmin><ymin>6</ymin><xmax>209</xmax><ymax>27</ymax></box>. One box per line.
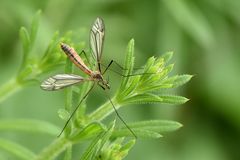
<box><xmin>112</xmin><ymin>129</ymin><xmax>162</xmax><ymax>139</ymax></box>
<box><xmin>41</xmin><ymin>31</ymin><xmax>60</xmax><ymax>62</ymax></box>
<box><xmin>125</xmin><ymin>120</ymin><xmax>183</xmax><ymax>133</ymax></box>
<box><xmin>58</xmin><ymin>109</ymin><xmax>70</xmax><ymax>121</ymax></box>
<box><xmin>139</xmin><ymin>57</ymin><xmax>156</xmax><ymax>83</ymax></box>
<box><xmin>162</xmin><ymin>74</ymin><xmax>193</xmax><ymax>88</ymax></box>
<box><xmin>120</xmin><ymin>39</ymin><xmax>135</xmax><ymax>89</ymax></box>
<box><xmin>80</xmin><ymin>133</ymin><xmax>103</xmax><ymax>160</ymax></box>
<box><xmin>119</xmin><ymin>139</ymin><xmax>136</xmax><ymax>153</ymax></box>
<box><xmin>118</xmin><ymin>76</ymin><xmax>140</xmax><ymax>101</ymax></box>
<box><xmin>19</xmin><ymin>27</ymin><xmax>30</xmax><ymax>59</ymax></box>
<box><xmin>30</xmin><ymin>10</ymin><xmax>41</xmax><ymax>45</ymax></box>
<box><xmin>0</xmin><ymin>138</ymin><xmax>36</xmax><ymax>160</ymax></box>
<box><xmin>80</xmin><ymin>121</ymin><xmax>115</xmax><ymax>160</ymax></box>
<box><xmin>98</xmin><ymin>120</ymin><xmax>115</xmax><ymax>147</ymax></box>
<box><xmin>123</xmin><ymin>93</ymin><xmax>163</xmax><ymax>104</ymax></box>
<box><xmin>160</xmin><ymin>64</ymin><xmax>174</xmax><ymax>79</ymax></box>
<box><xmin>159</xmin><ymin>95</ymin><xmax>189</xmax><ymax>104</ymax></box>
<box><xmin>97</xmin><ymin>138</ymin><xmax>135</xmax><ymax>160</ymax></box>
<box><xmin>138</xmin><ymin>84</ymin><xmax>173</xmax><ymax>92</ymax></box>
<box><xmin>70</xmin><ymin>122</ymin><xmax>105</xmax><ymax>142</ymax></box>
<box><xmin>0</xmin><ymin>119</ymin><xmax>60</xmax><ymax>135</ymax></box>
<box><xmin>143</xmin><ymin>56</ymin><xmax>156</xmax><ymax>73</ymax></box>
<box><xmin>112</xmin><ymin>120</ymin><xmax>182</xmax><ymax>139</ymax></box>
<box><xmin>161</xmin><ymin>51</ymin><xmax>173</xmax><ymax>64</ymax></box>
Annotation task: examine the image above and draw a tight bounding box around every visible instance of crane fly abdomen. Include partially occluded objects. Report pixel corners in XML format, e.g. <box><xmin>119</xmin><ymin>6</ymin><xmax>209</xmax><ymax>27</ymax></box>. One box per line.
<box><xmin>60</xmin><ymin>43</ymin><xmax>93</xmax><ymax>76</ymax></box>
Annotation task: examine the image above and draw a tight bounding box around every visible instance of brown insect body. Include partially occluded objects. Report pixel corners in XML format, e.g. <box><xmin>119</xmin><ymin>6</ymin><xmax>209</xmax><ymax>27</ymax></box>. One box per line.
<box><xmin>60</xmin><ymin>43</ymin><xmax>93</xmax><ymax>76</ymax></box>
<box><xmin>60</xmin><ymin>43</ymin><xmax>109</xmax><ymax>89</ymax></box>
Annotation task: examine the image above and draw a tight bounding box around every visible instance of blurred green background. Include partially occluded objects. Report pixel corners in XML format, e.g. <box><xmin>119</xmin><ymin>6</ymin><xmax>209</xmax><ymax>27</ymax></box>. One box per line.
<box><xmin>1</xmin><ymin>0</ymin><xmax>240</xmax><ymax>159</ymax></box>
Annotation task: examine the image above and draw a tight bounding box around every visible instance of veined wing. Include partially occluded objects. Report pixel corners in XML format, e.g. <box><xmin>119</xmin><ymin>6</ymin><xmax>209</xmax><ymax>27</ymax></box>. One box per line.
<box><xmin>90</xmin><ymin>17</ymin><xmax>105</xmax><ymax>63</ymax></box>
<box><xmin>41</xmin><ymin>74</ymin><xmax>85</xmax><ymax>91</ymax></box>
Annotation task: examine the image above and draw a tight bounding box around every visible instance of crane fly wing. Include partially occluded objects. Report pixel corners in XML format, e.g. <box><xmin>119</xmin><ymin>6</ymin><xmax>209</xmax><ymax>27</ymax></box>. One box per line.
<box><xmin>90</xmin><ymin>17</ymin><xmax>105</xmax><ymax>63</ymax></box>
<box><xmin>41</xmin><ymin>74</ymin><xmax>85</xmax><ymax>91</ymax></box>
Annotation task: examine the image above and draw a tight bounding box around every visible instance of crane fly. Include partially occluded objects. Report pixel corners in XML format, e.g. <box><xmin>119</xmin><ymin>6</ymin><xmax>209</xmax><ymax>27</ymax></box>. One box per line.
<box><xmin>41</xmin><ymin>17</ymin><xmax>137</xmax><ymax>138</ymax></box>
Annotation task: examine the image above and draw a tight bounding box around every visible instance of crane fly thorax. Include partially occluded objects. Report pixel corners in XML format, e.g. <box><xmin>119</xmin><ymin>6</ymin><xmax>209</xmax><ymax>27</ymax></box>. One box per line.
<box><xmin>91</xmin><ymin>71</ymin><xmax>110</xmax><ymax>89</ymax></box>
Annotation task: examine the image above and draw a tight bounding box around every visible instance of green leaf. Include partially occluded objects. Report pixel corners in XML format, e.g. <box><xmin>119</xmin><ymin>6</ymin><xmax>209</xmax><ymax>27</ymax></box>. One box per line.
<box><xmin>143</xmin><ymin>56</ymin><xmax>156</xmax><ymax>73</ymax></box>
<box><xmin>139</xmin><ymin>74</ymin><xmax>193</xmax><ymax>92</ymax></box>
<box><xmin>159</xmin><ymin>95</ymin><xmax>189</xmax><ymax>104</ymax></box>
<box><xmin>0</xmin><ymin>138</ymin><xmax>36</xmax><ymax>160</ymax></box>
<box><xmin>139</xmin><ymin>57</ymin><xmax>156</xmax><ymax>83</ymax></box>
<box><xmin>80</xmin><ymin>121</ymin><xmax>115</xmax><ymax>160</ymax></box>
<box><xmin>19</xmin><ymin>27</ymin><xmax>30</xmax><ymax>59</ymax></box>
<box><xmin>70</xmin><ymin>122</ymin><xmax>105</xmax><ymax>143</ymax></box>
<box><xmin>120</xmin><ymin>39</ymin><xmax>135</xmax><ymax>89</ymax></box>
<box><xmin>174</xmin><ymin>74</ymin><xmax>193</xmax><ymax>87</ymax></box>
<box><xmin>58</xmin><ymin>109</ymin><xmax>70</xmax><ymax>121</ymax></box>
<box><xmin>125</xmin><ymin>120</ymin><xmax>183</xmax><ymax>133</ymax></box>
<box><xmin>160</xmin><ymin>64</ymin><xmax>174</xmax><ymax>79</ymax></box>
<box><xmin>0</xmin><ymin>119</ymin><xmax>60</xmax><ymax>135</ymax></box>
<box><xmin>112</xmin><ymin>129</ymin><xmax>162</xmax><ymax>139</ymax></box>
<box><xmin>139</xmin><ymin>84</ymin><xmax>173</xmax><ymax>92</ymax></box>
<box><xmin>30</xmin><ymin>10</ymin><xmax>41</xmax><ymax>45</ymax></box>
<box><xmin>96</xmin><ymin>138</ymin><xmax>136</xmax><ymax>160</ymax></box>
<box><xmin>112</xmin><ymin>120</ymin><xmax>182</xmax><ymax>139</ymax></box>
<box><xmin>40</xmin><ymin>31</ymin><xmax>60</xmax><ymax>63</ymax></box>
<box><xmin>118</xmin><ymin>76</ymin><xmax>140</xmax><ymax>101</ymax></box>
<box><xmin>161</xmin><ymin>51</ymin><xmax>173</xmax><ymax>64</ymax></box>
<box><xmin>123</xmin><ymin>93</ymin><xmax>163</xmax><ymax>105</ymax></box>
<box><xmin>63</xmin><ymin>146</ymin><xmax>72</xmax><ymax>160</ymax></box>
<box><xmin>119</xmin><ymin>139</ymin><xmax>136</xmax><ymax>154</ymax></box>
<box><xmin>162</xmin><ymin>74</ymin><xmax>193</xmax><ymax>88</ymax></box>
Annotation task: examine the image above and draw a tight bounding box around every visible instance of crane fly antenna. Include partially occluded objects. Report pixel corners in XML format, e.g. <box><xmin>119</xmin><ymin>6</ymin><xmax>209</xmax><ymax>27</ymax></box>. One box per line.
<box><xmin>103</xmin><ymin>91</ymin><xmax>137</xmax><ymax>139</ymax></box>
<box><xmin>58</xmin><ymin>83</ymin><xmax>96</xmax><ymax>137</ymax></box>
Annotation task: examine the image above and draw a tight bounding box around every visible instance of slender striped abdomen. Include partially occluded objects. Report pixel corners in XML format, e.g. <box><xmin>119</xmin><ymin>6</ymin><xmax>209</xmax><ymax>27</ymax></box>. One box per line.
<box><xmin>60</xmin><ymin>43</ymin><xmax>92</xmax><ymax>76</ymax></box>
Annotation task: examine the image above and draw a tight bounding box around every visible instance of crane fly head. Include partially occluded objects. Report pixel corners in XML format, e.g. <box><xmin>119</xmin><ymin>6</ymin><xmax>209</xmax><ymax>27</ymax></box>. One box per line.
<box><xmin>92</xmin><ymin>72</ymin><xmax>110</xmax><ymax>90</ymax></box>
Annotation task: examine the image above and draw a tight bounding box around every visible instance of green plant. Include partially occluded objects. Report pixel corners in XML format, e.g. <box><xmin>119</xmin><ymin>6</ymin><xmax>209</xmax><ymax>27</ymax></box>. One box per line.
<box><xmin>0</xmin><ymin>11</ymin><xmax>192</xmax><ymax>160</ymax></box>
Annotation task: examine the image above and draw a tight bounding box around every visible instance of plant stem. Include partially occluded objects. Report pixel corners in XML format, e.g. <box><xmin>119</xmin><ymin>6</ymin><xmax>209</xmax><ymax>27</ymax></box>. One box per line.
<box><xmin>35</xmin><ymin>137</ymin><xmax>71</xmax><ymax>160</ymax></box>
<box><xmin>63</xmin><ymin>145</ymin><xmax>72</xmax><ymax>160</ymax></box>
<box><xmin>0</xmin><ymin>78</ymin><xmax>22</xmax><ymax>103</ymax></box>
<box><xmin>88</xmin><ymin>97</ymin><xmax>121</xmax><ymax>121</ymax></box>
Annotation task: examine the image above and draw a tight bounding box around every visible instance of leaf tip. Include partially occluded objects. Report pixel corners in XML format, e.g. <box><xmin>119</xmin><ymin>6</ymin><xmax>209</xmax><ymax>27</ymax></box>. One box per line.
<box><xmin>156</xmin><ymin>134</ymin><xmax>163</xmax><ymax>138</ymax></box>
<box><xmin>162</xmin><ymin>51</ymin><xmax>174</xmax><ymax>63</ymax></box>
<box><xmin>184</xmin><ymin>97</ymin><xmax>190</xmax><ymax>103</ymax></box>
<box><xmin>129</xmin><ymin>38</ymin><xmax>135</xmax><ymax>44</ymax></box>
<box><xmin>176</xmin><ymin>122</ymin><xmax>183</xmax><ymax>129</ymax></box>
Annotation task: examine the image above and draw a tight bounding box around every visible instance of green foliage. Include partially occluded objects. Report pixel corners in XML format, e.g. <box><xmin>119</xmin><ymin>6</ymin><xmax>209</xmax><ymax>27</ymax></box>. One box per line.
<box><xmin>112</xmin><ymin>120</ymin><xmax>182</xmax><ymax>139</ymax></box>
<box><xmin>0</xmin><ymin>119</ymin><xmax>60</xmax><ymax>135</ymax></box>
<box><xmin>0</xmin><ymin>12</ymin><xmax>191</xmax><ymax>160</ymax></box>
<box><xmin>0</xmin><ymin>138</ymin><xmax>36</xmax><ymax>160</ymax></box>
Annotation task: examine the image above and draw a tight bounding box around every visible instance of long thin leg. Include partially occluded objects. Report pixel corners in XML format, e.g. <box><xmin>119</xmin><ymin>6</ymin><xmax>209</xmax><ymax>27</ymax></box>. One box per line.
<box><xmin>102</xmin><ymin>60</ymin><xmax>143</xmax><ymax>75</ymax></box>
<box><xmin>102</xmin><ymin>60</ymin><xmax>113</xmax><ymax>75</ymax></box>
<box><xmin>58</xmin><ymin>83</ymin><xmax>96</xmax><ymax>137</ymax></box>
<box><xmin>102</xmin><ymin>60</ymin><xmax>152</xmax><ymax>77</ymax></box>
<box><xmin>110</xmin><ymin>60</ymin><xmax>143</xmax><ymax>71</ymax></box>
<box><xmin>103</xmin><ymin>91</ymin><xmax>137</xmax><ymax>139</ymax></box>
<box><xmin>103</xmin><ymin>62</ymin><xmax>155</xmax><ymax>77</ymax></box>
<box><xmin>79</xmin><ymin>50</ymin><xmax>91</xmax><ymax>67</ymax></box>
<box><xmin>98</xmin><ymin>62</ymin><xmax>101</xmax><ymax>73</ymax></box>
